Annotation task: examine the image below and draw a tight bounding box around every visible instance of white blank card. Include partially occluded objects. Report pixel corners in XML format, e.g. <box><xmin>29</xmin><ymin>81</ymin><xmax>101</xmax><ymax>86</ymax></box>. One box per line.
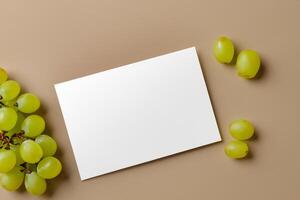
<box><xmin>55</xmin><ymin>47</ymin><xmax>221</xmax><ymax>180</ymax></box>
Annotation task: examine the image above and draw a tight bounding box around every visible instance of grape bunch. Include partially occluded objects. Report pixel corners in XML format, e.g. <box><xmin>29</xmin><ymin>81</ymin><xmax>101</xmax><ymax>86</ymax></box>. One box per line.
<box><xmin>0</xmin><ymin>68</ymin><xmax>62</xmax><ymax>195</ymax></box>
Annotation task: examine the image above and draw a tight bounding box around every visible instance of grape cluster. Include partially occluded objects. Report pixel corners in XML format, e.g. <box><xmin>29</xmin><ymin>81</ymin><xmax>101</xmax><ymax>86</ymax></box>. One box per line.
<box><xmin>213</xmin><ymin>36</ymin><xmax>261</xmax><ymax>78</ymax></box>
<box><xmin>0</xmin><ymin>68</ymin><xmax>62</xmax><ymax>195</ymax></box>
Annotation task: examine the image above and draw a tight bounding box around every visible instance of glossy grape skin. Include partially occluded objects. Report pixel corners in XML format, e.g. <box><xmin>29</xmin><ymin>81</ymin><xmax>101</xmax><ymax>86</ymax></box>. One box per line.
<box><xmin>230</xmin><ymin>119</ymin><xmax>254</xmax><ymax>140</ymax></box>
<box><xmin>0</xmin><ymin>107</ymin><xmax>18</xmax><ymax>131</ymax></box>
<box><xmin>20</xmin><ymin>140</ymin><xmax>43</xmax><ymax>164</ymax></box>
<box><xmin>0</xmin><ymin>166</ymin><xmax>24</xmax><ymax>191</ymax></box>
<box><xmin>37</xmin><ymin>156</ymin><xmax>62</xmax><ymax>179</ymax></box>
<box><xmin>0</xmin><ymin>68</ymin><xmax>8</xmax><ymax>85</ymax></box>
<box><xmin>10</xmin><ymin>145</ymin><xmax>24</xmax><ymax>165</ymax></box>
<box><xmin>6</xmin><ymin>112</ymin><xmax>25</xmax><ymax>138</ymax></box>
<box><xmin>236</xmin><ymin>50</ymin><xmax>261</xmax><ymax>78</ymax></box>
<box><xmin>21</xmin><ymin>115</ymin><xmax>45</xmax><ymax>138</ymax></box>
<box><xmin>35</xmin><ymin>135</ymin><xmax>57</xmax><ymax>157</ymax></box>
<box><xmin>25</xmin><ymin>172</ymin><xmax>47</xmax><ymax>195</ymax></box>
<box><xmin>213</xmin><ymin>36</ymin><xmax>235</xmax><ymax>64</ymax></box>
<box><xmin>16</xmin><ymin>93</ymin><xmax>40</xmax><ymax>113</ymax></box>
<box><xmin>224</xmin><ymin>140</ymin><xmax>249</xmax><ymax>159</ymax></box>
<box><xmin>0</xmin><ymin>80</ymin><xmax>21</xmax><ymax>101</ymax></box>
<box><xmin>0</xmin><ymin>149</ymin><xmax>16</xmax><ymax>173</ymax></box>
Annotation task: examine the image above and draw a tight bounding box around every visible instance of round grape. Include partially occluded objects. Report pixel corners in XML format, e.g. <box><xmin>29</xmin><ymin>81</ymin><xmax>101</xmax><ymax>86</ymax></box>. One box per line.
<box><xmin>0</xmin><ymin>166</ymin><xmax>24</xmax><ymax>191</ymax></box>
<box><xmin>6</xmin><ymin>112</ymin><xmax>25</xmax><ymax>138</ymax></box>
<box><xmin>16</xmin><ymin>93</ymin><xmax>40</xmax><ymax>113</ymax></box>
<box><xmin>20</xmin><ymin>140</ymin><xmax>43</xmax><ymax>164</ymax></box>
<box><xmin>25</xmin><ymin>172</ymin><xmax>47</xmax><ymax>195</ymax></box>
<box><xmin>230</xmin><ymin>119</ymin><xmax>254</xmax><ymax>140</ymax></box>
<box><xmin>0</xmin><ymin>80</ymin><xmax>21</xmax><ymax>101</ymax></box>
<box><xmin>37</xmin><ymin>156</ymin><xmax>62</xmax><ymax>179</ymax></box>
<box><xmin>236</xmin><ymin>50</ymin><xmax>261</xmax><ymax>78</ymax></box>
<box><xmin>213</xmin><ymin>36</ymin><xmax>235</xmax><ymax>64</ymax></box>
<box><xmin>10</xmin><ymin>145</ymin><xmax>24</xmax><ymax>165</ymax></box>
<box><xmin>21</xmin><ymin>115</ymin><xmax>45</xmax><ymax>138</ymax></box>
<box><xmin>35</xmin><ymin>135</ymin><xmax>57</xmax><ymax>157</ymax></box>
<box><xmin>224</xmin><ymin>140</ymin><xmax>249</xmax><ymax>159</ymax></box>
<box><xmin>0</xmin><ymin>68</ymin><xmax>8</xmax><ymax>85</ymax></box>
<box><xmin>0</xmin><ymin>107</ymin><xmax>18</xmax><ymax>131</ymax></box>
<box><xmin>0</xmin><ymin>149</ymin><xmax>16</xmax><ymax>173</ymax></box>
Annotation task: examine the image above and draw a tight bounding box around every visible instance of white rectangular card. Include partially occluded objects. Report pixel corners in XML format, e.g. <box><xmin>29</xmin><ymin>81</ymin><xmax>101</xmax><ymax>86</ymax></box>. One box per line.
<box><xmin>55</xmin><ymin>47</ymin><xmax>221</xmax><ymax>180</ymax></box>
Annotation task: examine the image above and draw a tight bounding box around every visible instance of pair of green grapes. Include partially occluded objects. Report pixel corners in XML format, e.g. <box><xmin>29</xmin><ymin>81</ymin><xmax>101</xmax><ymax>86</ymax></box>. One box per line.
<box><xmin>224</xmin><ymin>119</ymin><xmax>255</xmax><ymax>159</ymax></box>
<box><xmin>213</xmin><ymin>36</ymin><xmax>261</xmax><ymax>78</ymax></box>
<box><xmin>0</xmin><ymin>68</ymin><xmax>62</xmax><ymax>195</ymax></box>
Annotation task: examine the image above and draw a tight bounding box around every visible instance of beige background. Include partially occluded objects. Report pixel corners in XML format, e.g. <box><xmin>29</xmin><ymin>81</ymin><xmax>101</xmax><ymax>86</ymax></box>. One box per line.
<box><xmin>0</xmin><ymin>0</ymin><xmax>299</xmax><ymax>199</ymax></box>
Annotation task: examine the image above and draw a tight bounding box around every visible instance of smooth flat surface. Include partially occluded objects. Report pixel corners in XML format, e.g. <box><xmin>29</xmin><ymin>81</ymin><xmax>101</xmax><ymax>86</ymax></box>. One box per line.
<box><xmin>55</xmin><ymin>47</ymin><xmax>221</xmax><ymax>180</ymax></box>
<box><xmin>0</xmin><ymin>0</ymin><xmax>299</xmax><ymax>199</ymax></box>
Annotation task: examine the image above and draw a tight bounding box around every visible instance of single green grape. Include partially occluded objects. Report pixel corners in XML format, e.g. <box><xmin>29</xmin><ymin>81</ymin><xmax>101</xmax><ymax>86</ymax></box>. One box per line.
<box><xmin>16</xmin><ymin>93</ymin><xmax>41</xmax><ymax>113</ymax></box>
<box><xmin>37</xmin><ymin>156</ymin><xmax>62</xmax><ymax>179</ymax></box>
<box><xmin>230</xmin><ymin>119</ymin><xmax>254</xmax><ymax>140</ymax></box>
<box><xmin>0</xmin><ymin>166</ymin><xmax>24</xmax><ymax>191</ymax></box>
<box><xmin>213</xmin><ymin>36</ymin><xmax>235</xmax><ymax>64</ymax></box>
<box><xmin>10</xmin><ymin>145</ymin><xmax>24</xmax><ymax>165</ymax></box>
<box><xmin>25</xmin><ymin>172</ymin><xmax>47</xmax><ymax>195</ymax></box>
<box><xmin>35</xmin><ymin>135</ymin><xmax>57</xmax><ymax>157</ymax></box>
<box><xmin>0</xmin><ymin>149</ymin><xmax>16</xmax><ymax>173</ymax></box>
<box><xmin>236</xmin><ymin>50</ymin><xmax>261</xmax><ymax>78</ymax></box>
<box><xmin>0</xmin><ymin>68</ymin><xmax>8</xmax><ymax>85</ymax></box>
<box><xmin>0</xmin><ymin>80</ymin><xmax>21</xmax><ymax>101</ymax></box>
<box><xmin>20</xmin><ymin>140</ymin><xmax>43</xmax><ymax>164</ymax></box>
<box><xmin>6</xmin><ymin>112</ymin><xmax>25</xmax><ymax>139</ymax></box>
<box><xmin>224</xmin><ymin>140</ymin><xmax>249</xmax><ymax>159</ymax></box>
<box><xmin>0</xmin><ymin>107</ymin><xmax>18</xmax><ymax>131</ymax></box>
<box><xmin>21</xmin><ymin>115</ymin><xmax>45</xmax><ymax>138</ymax></box>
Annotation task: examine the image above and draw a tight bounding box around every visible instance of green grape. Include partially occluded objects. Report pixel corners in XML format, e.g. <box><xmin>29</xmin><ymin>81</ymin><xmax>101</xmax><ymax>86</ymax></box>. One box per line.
<box><xmin>0</xmin><ymin>166</ymin><xmax>24</xmax><ymax>191</ymax></box>
<box><xmin>16</xmin><ymin>93</ymin><xmax>40</xmax><ymax>113</ymax></box>
<box><xmin>0</xmin><ymin>149</ymin><xmax>16</xmax><ymax>173</ymax></box>
<box><xmin>21</xmin><ymin>115</ymin><xmax>45</xmax><ymax>138</ymax></box>
<box><xmin>236</xmin><ymin>50</ymin><xmax>261</xmax><ymax>78</ymax></box>
<box><xmin>25</xmin><ymin>172</ymin><xmax>47</xmax><ymax>195</ymax></box>
<box><xmin>6</xmin><ymin>112</ymin><xmax>25</xmax><ymax>139</ymax></box>
<box><xmin>10</xmin><ymin>145</ymin><xmax>24</xmax><ymax>165</ymax></box>
<box><xmin>230</xmin><ymin>119</ymin><xmax>254</xmax><ymax>140</ymax></box>
<box><xmin>0</xmin><ymin>68</ymin><xmax>8</xmax><ymax>85</ymax></box>
<box><xmin>213</xmin><ymin>36</ymin><xmax>235</xmax><ymax>64</ymax></box>
<box><xmin>0</xmin><ymin>80</ymin><xmax>21</xmax><ymax>101</ymax></box>
<box><xmin>224</xmin><ymin>140</ymin><xmax>249</xmax><ymax>159</ymax></box>
<box><xmin>37</xmin><ymin>156</ymin><xmax>62</xmax><ymax>179</ymax></box>
<box><xmin>35</xmin><ymin>135</ymin><xmax>57</xmax><ymax>157</ymax></box>
<box><xmin>0</xmin><ymin>107</ymin><xmax>18</xmax><ymax>131</ymax></box>
<box><xmin>20</xmin><ymin>140</ymin><xmax>43</xmax><ymax>164</ymax></box>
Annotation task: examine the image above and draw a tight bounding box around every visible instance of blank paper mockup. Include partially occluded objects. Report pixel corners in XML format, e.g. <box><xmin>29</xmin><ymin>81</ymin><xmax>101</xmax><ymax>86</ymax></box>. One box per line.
<box><xmin>54</xmin><ymin>47</ymin><xmax>221</xmax><ymax>180</ymax></box>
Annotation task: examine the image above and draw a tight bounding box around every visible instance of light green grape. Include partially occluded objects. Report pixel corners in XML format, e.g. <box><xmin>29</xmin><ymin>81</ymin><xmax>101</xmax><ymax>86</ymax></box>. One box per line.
<box><xmin>236</xmin><ymin>50</ymin><xmax>261</xmax><ymax>78</ymax></box>
<box><xmin>10</xmin><ymin>145</ymin><xmax>24</xmax><ymax>165</ymax></box>
<box><xmin>25</xmin><ymin>172</ymin><xmax>47</xmax><ymax>195</ymax></box>
<box><xmin>6</xmin><ymin>112</ymin><xmax>25</xmax><ymax>138</ymax></box>
<box><xmin>37</xmin><ymin>156</ymin><xmax>62</xmax><ymax>179</ymax></box>
<box><xmin>230</xmin><ymin>119</ymin><xmax>254</xmax><ymax>140</ymax></box>
<box><xmin>20</xmin><ymin>140</ymin><xmax>43</xmax><ymax>164</ymax></box>
<box><xmin>21</xmin><ymin>115</ymin><xmax>45</xmax><ymax>138</ymax></box>
<box><xmin>0</xmin><ymin>80</ymin><xmax>21</xmax><ymax>101</ymax></box>
<box><xmin>0</xmin><ymin>107</ymin><xmax>18</xmax><ymax>131</ymax></box>
<box><xmin>0</xmin><ymin>149</ymin><xmax>16</xmax><ymax>173</ymax></box>
<box><xmin>0</xmin><ymin>166</ymin><xmax>24</xmax><ymax>191</ymax></box>
<box><xmin>213</xmin><ymin>36</ymin><xmax>235</xmax><ymax>64</ymax></box>
<box><xmin>224</xmin><ymin>140</ymin><xmax>249</xmax><ymax>159</ymax></box>
<box><xmin>16</xmin><ymin>93</ymin><xmax>40</xmax><ymax>113</ymax></box>
<box><xmin>35</xmin><ymin>135</ymin><xmax>57</xmax><ymax>157</ymax></box>
<box><xmin>0</xmin><ymin>68</ymin><xmax>8</xmax><ymax>85</ymax></box>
